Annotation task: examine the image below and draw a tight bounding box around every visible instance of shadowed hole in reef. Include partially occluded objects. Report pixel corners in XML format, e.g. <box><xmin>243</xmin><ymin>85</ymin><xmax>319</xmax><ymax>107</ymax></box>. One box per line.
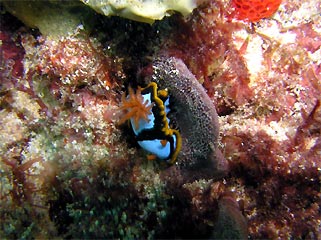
<box><xmin>49</xmin><ymin>190</ymin><xmax>73</xmax><ymax>237</ymax></box>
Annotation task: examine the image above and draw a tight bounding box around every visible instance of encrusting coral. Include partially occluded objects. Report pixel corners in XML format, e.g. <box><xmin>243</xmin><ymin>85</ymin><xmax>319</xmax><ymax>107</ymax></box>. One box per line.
<box><xmin>80</xmin><ymin>0</ymin><xmax>204</xmax><ymax>24</ymax></box>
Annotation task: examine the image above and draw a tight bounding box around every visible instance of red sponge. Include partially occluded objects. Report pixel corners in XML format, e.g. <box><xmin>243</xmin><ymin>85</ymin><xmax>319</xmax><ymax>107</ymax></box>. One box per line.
<box><xmin>232</xmin><ymin>0</ymin><xmax>282</xmax><ymax>22</ymax></box>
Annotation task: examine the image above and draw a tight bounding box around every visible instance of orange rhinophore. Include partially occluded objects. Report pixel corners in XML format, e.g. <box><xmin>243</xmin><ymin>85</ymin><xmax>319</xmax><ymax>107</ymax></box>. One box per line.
<box><xmin>232</xmin><ymin>0</ymin><xmax>282</xmax><ymax>22</ymax></box>
<box><xmin>119</xmin><ymin>87</ymin><xmax>153</xmax><ymax>130</ymax></box>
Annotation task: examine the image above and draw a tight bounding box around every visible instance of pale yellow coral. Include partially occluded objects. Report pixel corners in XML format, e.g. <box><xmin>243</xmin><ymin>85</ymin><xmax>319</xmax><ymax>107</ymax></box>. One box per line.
<box><xmin>81</xmin><ymin>0</ymin><xmax>203</xmax><ymax>23</ymax></box>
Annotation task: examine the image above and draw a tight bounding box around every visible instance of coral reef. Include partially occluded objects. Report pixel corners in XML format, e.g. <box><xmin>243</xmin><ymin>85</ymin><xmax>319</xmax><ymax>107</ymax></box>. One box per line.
<box><xmin>1</xmin><ymin>0</ymin><xmax>320</xmax><ymax>239</ymax></box>
<box><xmin>162</xmin><ymin>0</ymin><xmax>321</xmax><ymax>238</ymax></box>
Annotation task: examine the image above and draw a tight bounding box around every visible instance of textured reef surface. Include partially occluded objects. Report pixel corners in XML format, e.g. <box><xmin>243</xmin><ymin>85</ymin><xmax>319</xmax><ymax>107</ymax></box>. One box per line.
<box><xmin>1</xmin><ymin>0</ymin><xmax>320</xmax><ymax>239</ymax></box>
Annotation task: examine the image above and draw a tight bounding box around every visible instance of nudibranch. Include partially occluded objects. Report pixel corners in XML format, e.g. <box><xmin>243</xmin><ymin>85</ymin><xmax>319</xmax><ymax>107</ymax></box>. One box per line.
<box><xmin>119</xmin><ymin>82</ymin><xmax>182</xmax><ymax>164</ymax></box>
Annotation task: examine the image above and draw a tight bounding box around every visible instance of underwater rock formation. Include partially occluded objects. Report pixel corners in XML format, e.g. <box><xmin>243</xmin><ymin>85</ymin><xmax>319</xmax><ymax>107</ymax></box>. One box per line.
<box><xmin>212</xmin><ymin>193</ymin><xmax>248</xmax><ymax>239</ymax></box>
